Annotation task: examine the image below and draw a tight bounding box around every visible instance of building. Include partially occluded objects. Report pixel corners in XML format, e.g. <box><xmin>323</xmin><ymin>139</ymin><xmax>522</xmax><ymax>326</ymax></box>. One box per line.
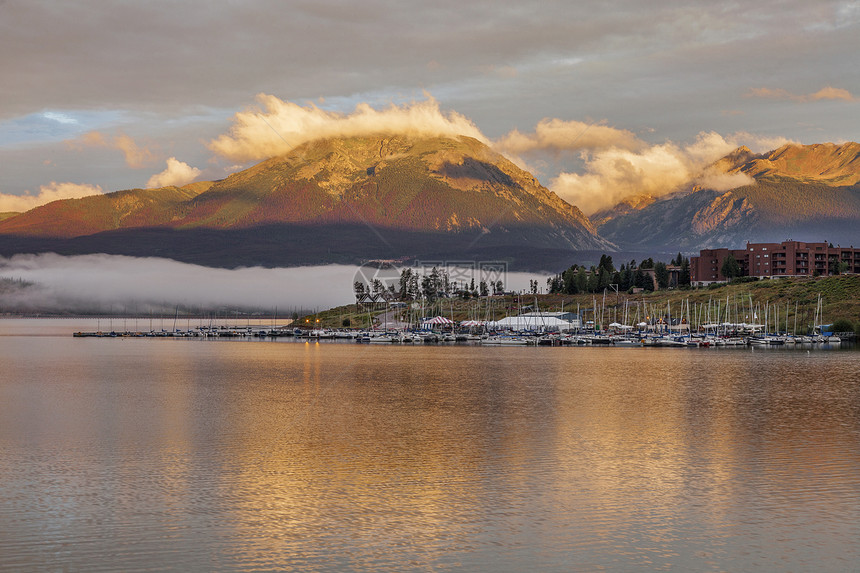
<box><xmin>355</xmin><ymin>290</ymin><xmax>398</xmax><ymax>309</ymax></box>
<box><xmin>691</xmin><ymin>240</ymin><xmax>860</xmax><ymax>285</ymax></box>
<box><xmin>641</xmin><ymin>264</ymin><xmax>682</xmax><ymax>289</ymax></box>
<box><xmin>690</xmin><ymin>247</ymin><xmax>748</xmax><ymax>285</ymax></box>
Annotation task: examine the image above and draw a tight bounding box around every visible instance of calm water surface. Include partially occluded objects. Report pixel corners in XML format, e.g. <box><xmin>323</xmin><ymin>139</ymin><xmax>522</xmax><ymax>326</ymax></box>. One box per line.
<box><xmin>1</xmin><ymin>319</ymin><xmax>859</xmax><ymax>571</ymax></box>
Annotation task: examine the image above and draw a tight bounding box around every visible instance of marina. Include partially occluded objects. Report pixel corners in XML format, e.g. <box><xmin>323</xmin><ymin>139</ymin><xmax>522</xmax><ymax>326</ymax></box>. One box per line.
<box><xmin>52</xmin><ymin>275</ymin><xmax>858</xmax><ymax>348</ymax></box>
<box><xmin>70</xmin><ymin>293</ymin><xmax>853</xmax><ymax>348</ymax></box>
<box><xmin>71</xmin><ymin>323</ymin><xmax>851</xmax><ymax>347</ymax></box>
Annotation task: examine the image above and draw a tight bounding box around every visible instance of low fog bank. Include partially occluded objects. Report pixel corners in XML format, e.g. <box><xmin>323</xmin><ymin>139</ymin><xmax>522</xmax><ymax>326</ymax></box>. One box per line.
<box><xmin>0</xmin><ymin>253</ymin><xmax>549</xmax><ymax>315</ymax></box>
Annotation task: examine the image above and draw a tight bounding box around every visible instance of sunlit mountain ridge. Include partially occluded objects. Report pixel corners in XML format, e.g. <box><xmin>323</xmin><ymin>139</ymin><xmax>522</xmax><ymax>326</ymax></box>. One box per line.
<box><xmin>597</xmin><ymin>142</ymin><xmax>860</xmax><ymax>250</ymax></box>
<box><xmin>0</xmin><ymin>135</ymin><xmax>611</xmax><ymax>270</ymax></box>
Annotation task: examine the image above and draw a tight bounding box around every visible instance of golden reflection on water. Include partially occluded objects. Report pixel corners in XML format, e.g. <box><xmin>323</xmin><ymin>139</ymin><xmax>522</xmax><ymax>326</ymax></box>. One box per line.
<box><xmin>1</xmin><ymin>336</ymin><xmax>859</xmax><ymax>571</ymax></box>
<box><xmin>192</xmin><ymin>345</ymin><xmax>860</xmax><ymax>570</ymax></box>
<box><xmin>226</xmin><ymin>344</ymin><xmax>498</xmax><ymax>565</ymax></box>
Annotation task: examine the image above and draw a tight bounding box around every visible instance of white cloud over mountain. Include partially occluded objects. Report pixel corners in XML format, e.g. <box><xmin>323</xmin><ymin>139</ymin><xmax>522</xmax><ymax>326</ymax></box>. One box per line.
<box><xmin>0</xmin><ymin>182</ymin><xmax>104</xmax><ymax>213</ymax></box>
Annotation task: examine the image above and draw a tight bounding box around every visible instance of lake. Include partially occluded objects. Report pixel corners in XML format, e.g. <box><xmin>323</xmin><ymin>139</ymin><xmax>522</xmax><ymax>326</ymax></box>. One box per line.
<box><xmin>1</xmin><ymin>319</ymin><xmax>859</xmax><ymax>571</ymax></box>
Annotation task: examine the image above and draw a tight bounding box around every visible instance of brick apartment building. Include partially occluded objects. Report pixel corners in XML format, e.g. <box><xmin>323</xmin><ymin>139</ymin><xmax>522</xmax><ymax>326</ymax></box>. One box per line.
<box><xmin>691</xmin><ymin>240</ymin><xmax>860</xmax><ymax>285</ymax></box>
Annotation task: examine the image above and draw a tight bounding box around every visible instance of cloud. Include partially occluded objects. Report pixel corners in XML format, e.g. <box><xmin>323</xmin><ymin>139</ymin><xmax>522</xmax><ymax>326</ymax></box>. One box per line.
<box><xmin>42</xmin><ymin>111</ymin><xmax>80</xmax><ymax>125</ymax></box>
<box><xmin>0</xmin><ymin>253</ymin><xmax>355</xmax><ymax>312</ymax></box>
<box><xmin>208</xmin><ymin>93</ymin><xmax>487</xmax><ymax>162</ymax></box>
<box><xmin>0</xmin><ymin>253</ymin><xmax>550</xmax><ymax>313</ymax></box>
<box><xmin>491</xmin><ymin>121</ymin><xmax>792</xmax><ymax>214</ymax></box>
<box><xmin>551</xmin><ymin>144</ymin><xmax>697</xmax><ymax>216</ymax></box>
<box><xmin>730</xmin><ymin>131</ymin><xmax>797</xmax><ymax>153</ymax></box>
<box><xmin>747</xmin><ymin>86</ymin><xmax>858</xmax><ymax>102</ymax></box>
<box><xmin>695</xmin><ymin>170</ymin><xmax>755</xmax><ymax>192</ymax></box>
<box><xmin>113</xmin><ymin>133</ymin><xmax>159</xmax><ymax>168</ymax></box>
<box><xmin>549</xmin><ymin>131</ymin><xmax>757</xmax><ymax>216</ymax></box>
<box><xmin>70</xmin><ymin>131</ymin><xmax>159</xmax><ymax>168</ymax></box>
<box><xmin>809</xmin><ymin>86</ymin><xmax>857</xmax><ymax>101</ymax></box>
<box><xmin>0</xmin><ymin>182</ymin><xmax>104</xmax><ymax>213</ymax></box>
<box><xmin>494</xmin><ymin>118</ymin><xmax>643</xmax><ymax>157</ymax></box>
<box><xmin>146</xmin><ymin>157</ymin><xmax>201</xmax><ymax>189</ymax></box>
<box><xmin>78</xmin><ymin>131</ymin><xmax>108</xmax><ymax>147</ymax></box>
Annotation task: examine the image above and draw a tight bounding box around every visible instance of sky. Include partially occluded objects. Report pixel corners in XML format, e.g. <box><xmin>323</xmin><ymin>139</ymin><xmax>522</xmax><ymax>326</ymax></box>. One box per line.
<box><xmin>1</xmin><ymin>0</ymin><xmax>859</xmax><ymax>216</ymax></box>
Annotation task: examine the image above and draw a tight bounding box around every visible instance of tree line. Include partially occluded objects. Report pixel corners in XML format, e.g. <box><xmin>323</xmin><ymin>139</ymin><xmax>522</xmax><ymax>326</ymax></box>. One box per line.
<box><xmin>355</xmin><ymin>267</ymin><xmax>505</xmax><ymax>302</ymax></box>
<box><xmin>547</xmin><ymin>253</ymin><xmax>691</xmax><ymax>295</ymax></box>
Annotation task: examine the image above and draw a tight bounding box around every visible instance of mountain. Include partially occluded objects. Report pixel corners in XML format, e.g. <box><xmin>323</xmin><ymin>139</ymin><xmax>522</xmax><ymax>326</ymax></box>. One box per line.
<box><xmin>740</xmin><ymin>142</ymin><xmax>860</xmax><ymax>185</ymax></box>
<box><xmin>0</xmin><ymin>185</ymin><xmax>209</xmax><ymax>238</ymax></box>
<box><xmin>0</xmin><ymin>135</ymin><xmax>611</xmax><ymax>271</ymax></box>
<box><xmin>597</xmin><ymin>142</ymin><xmax>860</xmax><ymax>251</ymax></box>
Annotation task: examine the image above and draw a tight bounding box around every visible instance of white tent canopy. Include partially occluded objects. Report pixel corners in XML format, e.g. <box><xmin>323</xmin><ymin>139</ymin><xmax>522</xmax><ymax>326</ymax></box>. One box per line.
<box><xmin>487</xmin><ymin>315</ymin><xmax>576</xmax><ymax>332</ymax></box>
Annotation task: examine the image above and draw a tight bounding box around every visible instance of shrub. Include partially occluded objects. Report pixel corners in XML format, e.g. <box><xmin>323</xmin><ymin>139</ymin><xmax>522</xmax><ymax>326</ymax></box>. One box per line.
<box><xmin>830</xmin><ymin>318</ymin><xmax>854</xmax><ymax>333</ymax></box>
<box><xmin>731</xmin><ymin>276</ymin><xmax>759</xmax><ymax>284</ymax></box>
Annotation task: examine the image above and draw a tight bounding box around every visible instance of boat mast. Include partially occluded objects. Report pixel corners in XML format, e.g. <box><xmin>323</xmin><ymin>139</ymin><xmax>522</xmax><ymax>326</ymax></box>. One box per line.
<box><xmin>794</xmin><ymin>301</ymin><xmax>798</xmax><ymax>336</ymax></box>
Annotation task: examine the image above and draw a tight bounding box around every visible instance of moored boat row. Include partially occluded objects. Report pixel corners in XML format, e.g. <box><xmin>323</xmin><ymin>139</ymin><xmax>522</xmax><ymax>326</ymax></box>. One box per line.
<box><xmin>72</xmin><ymin>327</ymin><xmax>844</xmax><ymax>346</ymax></box>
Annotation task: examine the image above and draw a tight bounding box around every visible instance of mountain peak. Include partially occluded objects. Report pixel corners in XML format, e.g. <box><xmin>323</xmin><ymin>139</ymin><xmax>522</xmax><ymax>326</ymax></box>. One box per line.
<box><xmin>0</xmin><ymin>134</ymin><xmax>612</xmax><ymax>268</ymax></box>
<box><xmin>709</xmin><ymin>145</ymin><xmax>758</xmax><ymax>174</ymax></box>
<box><xmin>741</xmin><ymin>141</ymin><xmax>860</xmax><ymax>185</ymax></box>
<box><xmin>183</xmin><ymin>133</ymin><xmax>604</xmax><ymax>240</ymax></box>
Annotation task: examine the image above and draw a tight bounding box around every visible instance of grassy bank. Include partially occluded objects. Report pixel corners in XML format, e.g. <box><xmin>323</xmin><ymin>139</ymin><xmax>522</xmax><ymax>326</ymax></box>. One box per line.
<box><xmin>303</xmin><ymin>275</ymin><xmax>860</xmax><ymax>333</ymax></box>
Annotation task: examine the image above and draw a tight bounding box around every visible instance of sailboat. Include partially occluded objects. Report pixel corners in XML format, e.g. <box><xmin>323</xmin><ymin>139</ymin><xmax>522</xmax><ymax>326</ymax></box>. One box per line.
<box><xmin>814</xmin><ymin>294</ymin><xmax>841</xmax><ymax>343</ymax></box>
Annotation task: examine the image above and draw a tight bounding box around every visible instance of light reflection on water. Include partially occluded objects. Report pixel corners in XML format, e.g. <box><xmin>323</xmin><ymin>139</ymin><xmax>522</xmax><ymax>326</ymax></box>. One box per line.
<box><xmin>0</xmin><ymin>324</ymin><xmax>858</xmax><ymax>571</ymax></box>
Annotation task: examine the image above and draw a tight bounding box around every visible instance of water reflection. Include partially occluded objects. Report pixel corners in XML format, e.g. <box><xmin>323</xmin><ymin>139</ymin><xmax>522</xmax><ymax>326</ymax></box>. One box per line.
<box><xmin>0</xmin><ymin>333</ymin><xmax>858</xmax><ymax>571</ymax></box>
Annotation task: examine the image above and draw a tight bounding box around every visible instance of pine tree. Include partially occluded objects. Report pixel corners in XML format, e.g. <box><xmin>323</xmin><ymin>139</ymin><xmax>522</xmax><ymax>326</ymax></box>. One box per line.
<box><xmin>563</xmin><ymin>269</ymin><xmax>577</xmax><ymax>294</ymax></box>
<box><xmin>679</xmin><ymin>257</ymin><xmax>691</xmax><ymax>287</ymax></box>
<box><xmin>720</xmin><ymin>253</ymin><xmax>740</xmax><ymax>280</ymax></box>
<box><xmin>586</xmin><ymin>270</ymin><xmax>598</xmax><ymax>293</ymax></box>
<box><xmin>634</xmin><ymin>268</ymin><xmax>651</xmax><ymax>290</ymax></box>
<box><xmin>598</xmin><ymin>267</ymin><xmax>610</xmax><ymax>291</ymax></box>
<box><xmin>621</xmin><ymin>266</ymin><xmax>633</xmax><ymax>291</ymax></box>
<box><xmin>602</xmin><ymin>254</ymin><xmax>614</xmax><ymax>273</ymax></box>
<box><xmin>654</xmin><ymin>262</ymin><xmax>669</xmax><ymax>289</ymax></box>
<box><xmin>575</xmin><ymin>267</ymin><xmax>587</xmax><ymax>293</ymax></box>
